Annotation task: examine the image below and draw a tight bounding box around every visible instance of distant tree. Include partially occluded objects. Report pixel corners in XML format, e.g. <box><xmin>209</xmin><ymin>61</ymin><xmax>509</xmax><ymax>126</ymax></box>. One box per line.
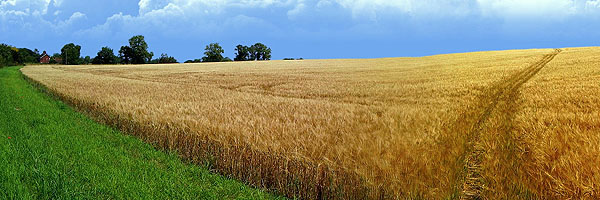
<box><xmin>8</xmin><ymin>47</ymin><xmax>19</xmax><ymax>65</ymax></box>
<box><xmin>158</xmin><ymin>53</ymin><xmax>178</xmax><ymax>63</ymax></box>
<box><xmin>128</xmin><ymin>35</ymin><xmax>153</xmax><ymax>64</ymax></box>
<box><xmin>222</xmin><ymin>57</ymin><xmax>232</xmax><ymax>62</ymax></box>
<box><xmin>0</xmin><ymin>44</ymin><xmax>15</xmax><ymax>67</ymax></box>
<box><xmin>93</xmin><ymin>47</ymin><xmax>118</xmax><ymax>64</ymax></box>
<box><xmin>17</xmin><ymin>48</ymin><xmax>39</xmax><ymax>63</ymax></box>
<box><xmin>50</xmin><ymin>53</ymin><xmax>61</xmax><ymax>64</ymax></box>
<box><xmin>148</xmin><ymin>58</ymin><xmax>159</xmax><ymax>64</ymax></box>
<box><xmin>61</xmin><ymin>43</ymin><xmax>81</xmax><ymax>65</ymax></box>
<box><xmin>249</xmin><ymin>43</ymin><xmax>271</xmax><ymax>61</ymax></box>
<box><xmin>234</xmin><ymin>45</ymin><xmax>249</xmax><ymax>61</ymax></box>
<box><xmin>263</xmin><ymin>48</ymin><xmax>272</xmax><ymax>60</ymax></box>
<box><xmin>202</xmin><ymin>43</ymin><xmax>224</xmax><ymax>62</ymax></box>
<box><xmin>119</xmin><ymin>46</ymin><xmax>134</xmax><ymax>64</ymax></box>
<box><xmin>248</xmin><ymin>45</ymin><xmax>258</xmax><ymax>61</ymax></box>
<box><xmin>184</xmin><ymin>59</ymin><xmax>202</xmax><ymax>63</ymax></box>
<box><xmin>82</xmin><ymin>56</ymin><xmax>92</xmax><ymax>64</ymax></box>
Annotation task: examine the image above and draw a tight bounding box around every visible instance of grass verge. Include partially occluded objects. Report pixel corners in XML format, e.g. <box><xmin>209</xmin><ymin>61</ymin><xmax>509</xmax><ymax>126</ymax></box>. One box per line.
<box><xmin>0</xmin><ymin>66</ymin><xmax>282</xmax><ymax>199</ymax></box>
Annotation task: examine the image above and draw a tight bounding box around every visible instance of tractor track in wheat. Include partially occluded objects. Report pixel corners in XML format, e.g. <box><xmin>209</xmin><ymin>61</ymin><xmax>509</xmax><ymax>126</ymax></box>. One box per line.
<box><xmin>457</xmin><ymin>49</ymin><xmax>561</xmax><ymax>199</ymax></box>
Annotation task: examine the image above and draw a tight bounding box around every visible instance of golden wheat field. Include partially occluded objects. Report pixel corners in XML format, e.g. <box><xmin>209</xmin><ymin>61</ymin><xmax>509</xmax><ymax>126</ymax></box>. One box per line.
<box><xmin>21</xmin><ymin>47</ymin><xmax>600</xmax><ymax>199</ymax></box>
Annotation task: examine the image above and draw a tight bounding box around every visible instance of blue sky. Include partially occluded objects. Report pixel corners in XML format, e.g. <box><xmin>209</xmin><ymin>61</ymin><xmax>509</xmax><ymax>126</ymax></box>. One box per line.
<box><xmin>1</xmin><ymin>0</ymin><xmax>600</xmax><ymax>61</ymax></box>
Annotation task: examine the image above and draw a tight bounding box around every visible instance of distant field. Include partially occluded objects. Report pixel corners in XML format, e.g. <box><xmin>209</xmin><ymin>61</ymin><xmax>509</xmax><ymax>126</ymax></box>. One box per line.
<box><xmin>21</xmin><ymin>47</ymin><xmax>600</xmax><ymax>199</ymax></box>
<box><xmin>0</xmin><ymin>66</ymin><xmax>279</xmax><ymax>199</ymax></box>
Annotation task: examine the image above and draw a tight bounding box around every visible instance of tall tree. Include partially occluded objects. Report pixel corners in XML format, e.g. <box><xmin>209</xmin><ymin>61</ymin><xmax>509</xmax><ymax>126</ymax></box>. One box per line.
<box><xmin>119</xmin><ymin>46</ymin><xmax>134</xmax><ymax>64</ymax></box>
<box><xmin>250</xmin><ymin>43</ymin><xmax>271</xmax><ymax>61</ymax></box>
<box><xmin>61</xmin><ymin>43</ymin><xmax>81</xmax><ymax>65</ymax></box>
<box><xmin>93</xmin><ymin>47</ymin><xmax>118</xmax><ymax>64</ymax></box>
<box><xmin>234</xmin><ymin>45</ymin><xmax>249</xmax><ymax>61</ymax></box>
<box><xmin>128</xmin><ymin>35</ymin><xmax>153</xmax><ymax>64</ymax></box>
<box><xmin>202</xmin><ymin>43</ymin><xmax>224</xmax><ymax>62</ymax></box>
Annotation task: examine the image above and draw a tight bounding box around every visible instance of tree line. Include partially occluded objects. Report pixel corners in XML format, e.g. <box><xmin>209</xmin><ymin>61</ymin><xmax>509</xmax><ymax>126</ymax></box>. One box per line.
<box><xmin>0</xmin><ymin>44</ymin><xmax>42</xmax><ymax>67</ymax></box>
<box><xmin>0</xmin><ymin>35</ymin><xmax>274</xmax><ymax>67</ymax></box>
<box><xmin>184</xmin><ymin>42</ymin><xmax>272</xmax><ymax>63</ymax></box>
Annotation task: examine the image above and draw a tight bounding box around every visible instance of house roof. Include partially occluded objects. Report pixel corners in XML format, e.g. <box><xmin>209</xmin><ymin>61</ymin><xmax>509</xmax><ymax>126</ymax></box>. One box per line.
<box><xmin>40</xmin><ymin>51</ymin><xmax>49</xmax><ymax>58</ymax></box>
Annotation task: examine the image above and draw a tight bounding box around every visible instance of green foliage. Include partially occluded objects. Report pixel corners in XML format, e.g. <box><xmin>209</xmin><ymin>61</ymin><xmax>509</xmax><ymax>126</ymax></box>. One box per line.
<box><xmin>149</xmin><ymin>53</ymin><xmax>178</xmax><ymax>64</ymax></box>
<box><xmin>0</xmin><ymin>44</ymin><xmax>16</xmax><ymax>67</ymax></box>
<box><xmin>82</xmin><ymin>56</ymin><xmax>92</xmax><ymax>65</ymax></box>
<box><xmin>184</xmin><ymin>59</ymin><xmax>202</xmax><ymax>63</ymax></box>
<box><xmin>117</xmin><ymin>35</ymin><xmax>154</xmax><ymax>64</ymax></box>
<box><xmin>17</xmin><ymin>48</ymin><xmax>40</xmax><ymax>63</ymax></box>
<box><xmin>236</xmin><ymin>43</ymin><xmax>271</xmax><ymax>61</ymax></box>
<box><xmin>158</xmin><ymin>53</ymin><xmax>178</xmax><ymax>63</ymax></box>
<box><xmin>234</xmin><ymin>45</ymin><xmax>250</xmax><ymax>61</ymax></box>
<box><xmin>249</xmin><ymin>43</ymin><xmax>271</xmax><ymax>61</ymax></box>
<box><xmin>61</xmin><ymin>43</ymin><xmax>82</xmax><ymax>65</ymax></box>
<box><xmin>129</xmin><ymin>35</ymin><xmax>154</xmax><ymax>64</ymax></box>
<box><xmin>92</xmin><ymin>47</ymin><xmax>119</xmax><ymax>64</ymax></box>
<box><xmin>222</xmin><ymin>57</ymin><xmax>233</xmax><ymax>62</ymax></box>
<box><xmin>118</xmin><ymin>46</ymin><xmax>134</xmax><ymax>64</ymax></box>
<box><xmin>0</xmin><ymin>45</ymin><xmax>38</xmax><ymax>66</ymax></box>
<box><xmin>50</xmin><ymin>53</ymin><xmax>60</xmax><ymax>64</ymax></box>
<box><xmin>202</xmin><ymin>43</ymin><xmax>225</xmax><ymax>62</ymax></box>
<box><xmin>0</xmin><ymin>66</ymin><xmax>281</xmax><ymax>199</ymax></box>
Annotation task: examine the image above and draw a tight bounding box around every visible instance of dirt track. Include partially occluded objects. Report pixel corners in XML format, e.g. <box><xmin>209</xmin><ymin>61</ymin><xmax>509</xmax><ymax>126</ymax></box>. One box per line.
<box><xmin>459</xmin><ymin>49</ymin><xmax>561</xmax><ymax>199</ymax></box>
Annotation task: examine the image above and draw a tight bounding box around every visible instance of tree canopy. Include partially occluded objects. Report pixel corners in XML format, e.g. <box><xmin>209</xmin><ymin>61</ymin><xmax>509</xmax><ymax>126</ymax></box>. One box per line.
<box><xmin>82</xmin><ymin>56</ymin><xmax>92</xmax><ymax>65</ymax></box>
<box><xmin>0</xmin><ymin>45</ymin><xmax>43</xmax><ymax>67</ymax></box>
<box><xmin>150</xmin><ymin>53</ymin><xmax>178</xmax><ymax>64</ymax></box>
<box><xmin>61</xmin><ymin>43</ymin><xmax>81</xmax><ymax>65</ymax></box>
<box><xmin>0</xmin><ymin>44</ymin><xmax>17</xmax><ymax>67</ymax></box>
<box><xmin>129</xmin><ymin>35</ymin><xmax>154</xmax><ymax>64</ymax></box>
<box><xmin>184</xmin><ymin>59</ymin><xmax>202</xmax><ymax>63</ymax></box>
<box><xmin>235</xmin><ymin>43</ymin><xmax>271</xmax><ymax>61</ymax></box>
<box><xmin>93</xmin><ymin>47</ymin><xmax>119</xmax><ymax>64</ymax></box>
<box><xmin>202</xmin><ymin>43</ymin><xmax>225</xmax><ymax>62</ymax></box>
<box><xmin>17</xmin><ymin>48</ymin><xmax>40</xmax><ymax>63</ymax></box>
<box><xmin>234</xmin><ymin>45</ymin><xmax>250</xmax><ymax>61</ymax></box>
<box><xmin>250</xmin><ymin>43</ymin><xmax>271</xmax><ymax>61</ymax></box>
<box><xmin>118</xmin><ymin>35</ymin><xmax>153</xmax><ymax>64</ymax></box>
<box><xmin>118</xmin><ymin>46</ymin><xmax>134</xmax><ymax>64</ymax></box>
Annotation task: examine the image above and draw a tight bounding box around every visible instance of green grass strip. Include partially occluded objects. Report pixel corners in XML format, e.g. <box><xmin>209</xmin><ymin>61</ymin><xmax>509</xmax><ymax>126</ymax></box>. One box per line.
<box><xmin>0</xmin><ymin>66</ymin><xmax>283</xmax><ymax>199</ymax></box>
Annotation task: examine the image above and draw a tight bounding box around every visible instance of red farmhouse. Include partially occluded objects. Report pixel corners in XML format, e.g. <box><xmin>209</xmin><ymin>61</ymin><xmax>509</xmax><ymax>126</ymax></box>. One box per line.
<box><xmin>40</xmin><ymin>51</ymin><xmax>50</xmax><ymax>64</ymax></box>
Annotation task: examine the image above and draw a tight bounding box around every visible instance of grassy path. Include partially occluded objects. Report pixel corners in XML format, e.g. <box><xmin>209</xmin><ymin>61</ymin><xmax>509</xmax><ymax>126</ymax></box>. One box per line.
<box><xmin>454</xmin><ymin>49</ymin><xmax>561</xmax><ymax>199</ymax></box>
<box><xmin>0</xmin><ymin>66</ymin><xmax>281</xmax><ymax>199</ymax></box>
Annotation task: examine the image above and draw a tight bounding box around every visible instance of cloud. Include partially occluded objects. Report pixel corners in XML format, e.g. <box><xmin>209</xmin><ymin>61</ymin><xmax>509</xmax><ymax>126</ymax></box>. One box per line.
<box><xmin>67</xmin><ymin>0</ymin><xmax>600</xmax><ymax>46</ymax></box>
<box><xmin>56</xmin><ymin>11</ymin><xmax>85</xmax><ymax>28</ymax></box>
<box><xmin>477</xmin><ymin>0</ymin><xmax>578</xmax><ymax>20</ymax></box>
<box><xmin>287</xmin><ymin>0</ymin><xmax>306</xmax><ymax>19</ymax></box>
<box><xmin>0</xmin><ymin>0</ymin><xmax>89</xmax><ymax>39</ymax></box>
<box><xmin>0</xmin><ymin>0</ymin><xmax>52</xmax><ymax>16</ymax></box>
<box><xmin>81</xmin><ymin>0</ymin><xmax>289</xmax><ymax>38</ymax></box>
